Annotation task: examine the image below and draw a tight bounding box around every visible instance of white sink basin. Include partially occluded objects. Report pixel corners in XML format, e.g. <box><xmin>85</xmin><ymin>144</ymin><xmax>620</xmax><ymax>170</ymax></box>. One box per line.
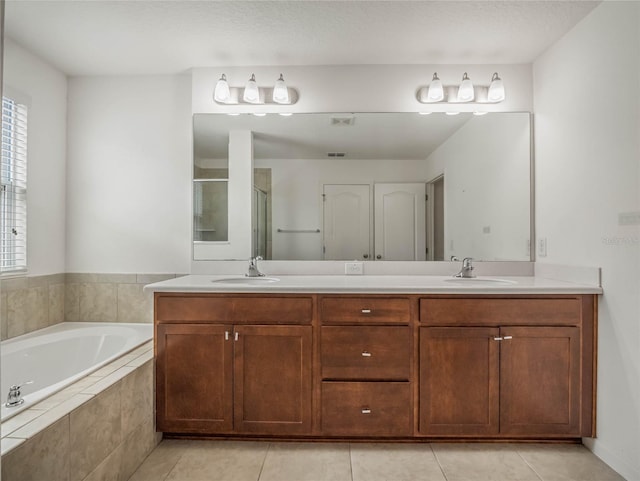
<box><xmin>211</xmin><ymin>276</ymin><xmax>280</xmax><ymax>285</ymax></box>
<box><xmin>443</xmin><ymin>277</ymin><xmax>517</xmax><ymax>285</ymax></box>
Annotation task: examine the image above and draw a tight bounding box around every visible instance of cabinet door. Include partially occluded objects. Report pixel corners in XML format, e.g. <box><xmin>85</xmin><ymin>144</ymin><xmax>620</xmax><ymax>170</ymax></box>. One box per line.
<box><xmin>233</xmin><ymin>325</ymin><xmax>312</xmax><ymax>434</ymax></box>
<box><xmin>420</xmin><ymin>327</ymin><xmax>499</xmax><ymax>436</ymax></box>
<box><xmin>500</xmin><ymin>326</ymin><xmax>581</xmax><ymax>436</ymax></box>
<box><xmin>156</xmin><ymin>324</ymin><xmax>233</xmax><ymax>433</ymax></box>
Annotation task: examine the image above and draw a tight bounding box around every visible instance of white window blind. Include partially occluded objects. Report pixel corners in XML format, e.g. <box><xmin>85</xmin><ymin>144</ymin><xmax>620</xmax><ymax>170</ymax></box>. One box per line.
<box><xmin>1</xmin><ymin>96</ymin><xmax>28</xmax><ymax>273</ymax></box>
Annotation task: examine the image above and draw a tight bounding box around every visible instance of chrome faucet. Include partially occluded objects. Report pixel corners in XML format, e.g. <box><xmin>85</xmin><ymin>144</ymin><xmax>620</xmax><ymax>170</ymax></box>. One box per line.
<box><xmin>455</xmin><ymin>257</ymin><xmax>476</xmax><ymax>278</ymax></box>
<box><xmin>5</xmin><ymin>381</ymin><xmax>33</xmax><ymax>408</ymax></box>
<box><xmin>246</xmin><ymin>256</ymin><xmax>265</xmax><ymax>277</ymax></box>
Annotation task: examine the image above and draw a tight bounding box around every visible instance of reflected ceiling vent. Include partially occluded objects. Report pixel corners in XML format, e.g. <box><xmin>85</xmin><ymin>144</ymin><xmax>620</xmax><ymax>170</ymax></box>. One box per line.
<box><xmin>330</xmin><ymin>117</ymin><xmax>355</xmax><ymax>126</ymax></box>
<box><xmin>327</xmin><ymin>152</ymin><xmax>346</xmax><ymax>158</ymax></box>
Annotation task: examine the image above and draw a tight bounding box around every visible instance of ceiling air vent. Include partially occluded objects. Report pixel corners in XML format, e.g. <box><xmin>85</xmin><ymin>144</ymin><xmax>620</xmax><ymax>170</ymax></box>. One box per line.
<box><xmin>330</xmin><ymin>117</ymin><xmax>355</xmax><ymax>126</ymax></box>
<box><xmin>327</xmin><ymin>152</ymin><xmax>346</xmax><ymax>158</ymax></box>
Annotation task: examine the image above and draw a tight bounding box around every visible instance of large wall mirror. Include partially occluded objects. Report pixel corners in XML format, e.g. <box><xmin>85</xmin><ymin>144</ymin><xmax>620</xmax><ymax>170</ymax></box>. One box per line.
<box><xmin>193</xmin><ymin>112</ymin><xmax>532</xmax><ymax>262</ymax></box>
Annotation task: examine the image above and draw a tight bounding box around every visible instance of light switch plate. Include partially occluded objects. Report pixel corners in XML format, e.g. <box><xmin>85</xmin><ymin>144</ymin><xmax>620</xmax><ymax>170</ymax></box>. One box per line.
<box><xmin>538</xmin><ymin>238</ymin><xmax>547</xmax><ymax>257</ymax></box>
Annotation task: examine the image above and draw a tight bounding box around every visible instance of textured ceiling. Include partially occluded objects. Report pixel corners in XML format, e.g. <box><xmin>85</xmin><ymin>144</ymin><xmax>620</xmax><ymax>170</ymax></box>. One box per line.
<box><xmin>5</xmin><ymin>1</ymin><xmax>599</xmax><ymax>76</ymax></box>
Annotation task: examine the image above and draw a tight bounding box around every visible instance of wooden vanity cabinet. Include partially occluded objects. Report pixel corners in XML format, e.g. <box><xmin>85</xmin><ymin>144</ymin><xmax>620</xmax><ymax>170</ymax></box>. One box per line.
<box><xmin>419</xmin><ymin>296</ymin><xmax>595</xmax><ymax>438</ymax></box>
<box><xmin>318</xmin><ymin>296</ymin><xmax>414</xmax><ymax>436</ymax></box>
<box><xmin>155</xmin><ymin>294</ymin><xmax>313</xmax><ymax>435</ymax></box>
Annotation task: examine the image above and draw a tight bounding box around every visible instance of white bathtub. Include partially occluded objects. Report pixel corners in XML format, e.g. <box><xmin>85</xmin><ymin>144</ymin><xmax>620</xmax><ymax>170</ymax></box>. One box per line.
<box><xmin>1</xmin><ymin>322</ymin><xmax>153</xmax><ymax>421</ymax></box>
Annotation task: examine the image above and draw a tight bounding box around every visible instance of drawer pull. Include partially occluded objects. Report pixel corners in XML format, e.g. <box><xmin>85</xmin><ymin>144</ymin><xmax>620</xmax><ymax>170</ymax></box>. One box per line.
<box><xmin>361</xmin><ymin>408</ymin><xmax>371</xmax><ymax>414</ymax></box>
<box><xmin>225</xmin><ymin>331</ymin><xmax>230</xmax><ymax>341</ymax></box>
<box><xmin>361</xmin><ymin>309</ymin><xmax>372</xmax><ymax>314</ymax></box>
<box><xmin>361</xmin><ymin>351</ymin><xmax>372</xmax><ymax>357</ymax></box>
<box><xmin>503</xmin><ymin>335</ymin><xmax>513</xmax><ymax>340</ymax></box>
<box><xmin>493</xmin><ymin>336</ymin><xmax>513</xmax><ymax>341</ymax></box>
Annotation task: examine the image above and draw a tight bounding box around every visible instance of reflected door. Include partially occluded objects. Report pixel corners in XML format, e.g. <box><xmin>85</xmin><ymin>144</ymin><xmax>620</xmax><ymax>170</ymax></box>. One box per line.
<box><xmin>374</xmin><ymin>183</ymin><xmax>426</xmax><ymax>261</ymax></box>
<box><xmin>323</xmin><ymin>184</ymin><xmax>370</xmax><ymax>260</ymax></box>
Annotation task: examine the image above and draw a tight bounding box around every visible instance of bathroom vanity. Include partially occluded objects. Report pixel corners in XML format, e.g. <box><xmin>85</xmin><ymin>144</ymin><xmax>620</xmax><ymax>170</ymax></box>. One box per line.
<box><xmin>149</xmin><ymin>275</ymin><xmax>599</xmax><ymax>441</ymax></box>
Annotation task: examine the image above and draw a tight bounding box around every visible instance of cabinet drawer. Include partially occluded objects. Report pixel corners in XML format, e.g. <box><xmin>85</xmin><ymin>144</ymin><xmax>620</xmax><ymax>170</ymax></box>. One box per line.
<box><xmin>321</xmin><ymin>326</ymin><xmax>411</xmax><ymax>380</ymax></box>
<box><xmin>321</xmin><ymin>382</ymin><xmax>411</xmax><ymax>436</ymax></box>
<box><xmin>156</xmin><ymin>295</ymin><xmax>313</xmax><ymax>324</ymax></box>
<box><xmin>320</xmin><ymin>297</ymin><xmax>411</xmax><ymax>324</ymax></box>
<box><xmin>420</xmin><ymin>298</ymin><xmax>582</xmax><ymax>326</ymax></box>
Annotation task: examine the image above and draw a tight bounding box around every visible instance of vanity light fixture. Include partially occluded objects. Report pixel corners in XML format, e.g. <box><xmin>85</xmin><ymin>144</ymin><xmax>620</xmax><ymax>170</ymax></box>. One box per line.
<box><xmin>418</xmin><ymin>112</ymin><xmax>432</xmax><ymax>115</ymax></box>
<box><xmin>473</xmin><ymin>111</ymin><xmax>489</xmax><ymax>116</ymax></box>
<box><xmin>253</xmin><ymin>112</ymin><xmax>267</xmax><ymax>117</ymax></box>
<box><xmin>457</xmin><ymin>72</ymin><xmax>475</xmax><ymax>102</ymax></box>
<box><xmin>243</xmin><ymin>74</ymin><xmax>261</xmax><ymax>104</ymax></box>
<box><xmin>487</xmin><ymin>72</ymin><xmax>505</xmax><ymax>102</ymax></box>
<box><xmin>279</xmin><ymin>112</ymin><xmax>294</xmax><ymax>116</ymax></box>
<box><xmin>273</xmin><ymin>74</ymin><xmax>290</xmax><ymax>104</ymax></box>
<box><xmin>426</xmin><ymin>73</ymin><xmax>444</xmax><ymax>102</ymax></box>
<box><xmin>213</xmin><ymin>73</ymin><xmax>299</xmax><ymax>106</ymax></box>
<box><xmin>416</xmin><ymin>72</ymin><xmax>505</xmax><ymax>105</ymax></box>
<box><xmin>213</xmin><ymin>74</ymin><xmax>231</xmax><ymax>103</ymax></box>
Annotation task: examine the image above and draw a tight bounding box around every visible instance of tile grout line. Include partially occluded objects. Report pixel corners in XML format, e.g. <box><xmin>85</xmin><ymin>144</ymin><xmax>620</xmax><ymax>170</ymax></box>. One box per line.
<box><xmin>348</xmin><ymin>443</ymin><xmax>354</xmax><ymax>481</ymax></box>
<box><xmin>430</xmin><ymin>444</ymin><xmax>450</xmax><ymax>481</ymax></box>
<box><xmin>516</xmin><ymin>448</ymin><xmax>545</xmax><ymax>481</ymax></box>
<box><xmin>256</xmin><ymin>441</ymin><xmax>272</xmax><ymax>481</ymax></box>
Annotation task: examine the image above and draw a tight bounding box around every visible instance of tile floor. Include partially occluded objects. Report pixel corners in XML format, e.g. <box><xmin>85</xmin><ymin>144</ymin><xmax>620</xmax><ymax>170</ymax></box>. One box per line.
<box><xmin>128</xmin><ymin>440</ymin><xmax>626</xmax><ymax>481</ymax></box>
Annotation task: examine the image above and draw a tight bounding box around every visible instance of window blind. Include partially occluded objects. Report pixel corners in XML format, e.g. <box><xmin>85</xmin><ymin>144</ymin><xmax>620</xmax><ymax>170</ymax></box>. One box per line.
<box><xmin>1</xmin><ymin>96</ymin><xmax>28</xmax><ymax>273</ymax></box>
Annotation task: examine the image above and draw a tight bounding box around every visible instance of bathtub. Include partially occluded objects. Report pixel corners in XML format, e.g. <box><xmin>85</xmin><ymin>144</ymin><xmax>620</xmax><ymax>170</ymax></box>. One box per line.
<box><xmin>1</xmin><ymin>322</ymin><xmax>153</xmax><ymax>421</ymax></box>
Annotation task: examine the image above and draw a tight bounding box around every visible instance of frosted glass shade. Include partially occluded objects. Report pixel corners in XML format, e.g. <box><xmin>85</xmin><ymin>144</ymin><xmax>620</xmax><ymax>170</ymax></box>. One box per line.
<box><xmin>243</xmin><ymin>74</ymin><xmax>260</xmax><ymax>104</ymax></box>
<box><xmin>457</xmin><ymin>72</ymin><xmax>475</xmax><ymax>102</ymax></box>
<box><xmin>214</xmin><ymin>74</ymin><xmax>231</xmax><ymax>103</ymax></box>
<box><xmin>273</xmin><ymin>74</ymin><xmax>290</xmax><ymax>104</ymax></box>
<box><xmin>426</xmin><ymin>73</ymin><xmax>444</xmax><ymax>102</ymax></box>
<box><xmin>487</xmin><ymin>73</ymin><xmax>505</xmax><ymax>102</ymax></box>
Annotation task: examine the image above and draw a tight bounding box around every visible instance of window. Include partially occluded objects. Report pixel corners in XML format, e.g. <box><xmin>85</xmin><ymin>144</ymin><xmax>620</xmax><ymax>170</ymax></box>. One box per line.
<box><xmin>1</xmin><ymin>96</ymin><xmax>28</xmax><ymax>273</ymax></box>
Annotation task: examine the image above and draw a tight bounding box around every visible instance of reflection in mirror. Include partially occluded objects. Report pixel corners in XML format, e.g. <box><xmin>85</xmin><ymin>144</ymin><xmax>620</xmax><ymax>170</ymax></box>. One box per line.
<box><xmin>193</xmin><ymin>112</ymin><xmax>531</xmax><ymax>262</ymax></box>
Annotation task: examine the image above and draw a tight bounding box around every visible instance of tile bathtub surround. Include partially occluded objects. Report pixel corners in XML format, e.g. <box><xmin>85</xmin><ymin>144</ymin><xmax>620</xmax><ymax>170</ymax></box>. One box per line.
<box><xmin>0</xmin><ymin>272</ymin><xmax>182</xmax><ymax>340</ymax></box>
<box><xmin>129</xmin><ymin>441</ymin><xmax>627</xmax><ymax>481</ymax></box>
<box><xmin>65</xmin><ymin>273</ymin><xmax>182</xmax><ymax>324</ymax></box>
<box><xmin>1</xmin><ymin>341</ymin><xmax>159</xmax><ymax>481</ymax></box>
<box><xmin>0</xmin><ymin>273</ymin><xmax>65</xmax><ymax>340</ymax></box>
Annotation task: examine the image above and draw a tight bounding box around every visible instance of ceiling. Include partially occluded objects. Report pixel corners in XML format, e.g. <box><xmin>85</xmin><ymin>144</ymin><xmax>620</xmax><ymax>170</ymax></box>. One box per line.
<box><xmin>4</xmin><ymin>1</ymin><xmax>600</xmax><ymax>76</ymax></box>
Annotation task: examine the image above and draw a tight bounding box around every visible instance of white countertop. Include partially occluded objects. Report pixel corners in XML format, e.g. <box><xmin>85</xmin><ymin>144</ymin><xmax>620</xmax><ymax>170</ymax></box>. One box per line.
<box><xmin>144</xmin><ymin>274</ymin><xmax>602</xmax><ymax>295</ymax></box>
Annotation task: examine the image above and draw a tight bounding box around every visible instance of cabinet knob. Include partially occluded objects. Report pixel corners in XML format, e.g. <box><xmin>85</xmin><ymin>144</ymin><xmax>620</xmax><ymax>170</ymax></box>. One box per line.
<box><xmin>361</xmin><ymin>408</ymin><xmax>371</xmax><ymax>414</ymax></box>
<box><xmin>363</xmin><ymin>254</ymin><xmax>369</xmax><ymax>259</ymax></box>
<box><xmin>361</xmin><ymin>351</ymin><xmax>372</xmax><ymax>357</ymax></box>
<box><xmin>361</xmin><ymin>309</ymin><xmax>371</xmax><ymax>314</ymax></box>
<box><xmin>376</xmin><ymin>255</ymin><xmax>382</xmax><ymax>259</ymax></box>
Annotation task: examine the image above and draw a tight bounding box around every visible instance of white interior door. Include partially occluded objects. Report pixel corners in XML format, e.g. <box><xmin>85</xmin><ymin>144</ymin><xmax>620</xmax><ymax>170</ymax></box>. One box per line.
<box><xmin>374</xmin><ymin>183</ymin><xmax>426</xmax><ymax>261</ymax></box>
<box><xmin>323</xmin><ymin>184</ymin><xmax>371</xmax><ymax>260</ymax></box>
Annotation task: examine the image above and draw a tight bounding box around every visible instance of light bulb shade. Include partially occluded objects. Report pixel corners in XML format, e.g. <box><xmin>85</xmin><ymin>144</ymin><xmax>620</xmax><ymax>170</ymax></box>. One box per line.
<box><xmin>243</xmin><ymin>74</ymin><xmax>260</xmax><ymax>103</ymax></box>
<box><xmin>426</xmin><ymin>72</ymin><xmax>444</xmax><ymax>102</ymax></box>
<box><xmin>457</xmin><ymin>72</ymin><xmax>475</xmax><ymax>102</ymax></box>
<box><xmin>273</xmin><ymin>74</ymin><xmax>290</xmax><ymax>104</ymax></box>
<box><xmin>487</xmin><ymin>72</ymin><xmax>505</xmax><ymax>102</ymax></box>
<box><xmin>213</xmin><ymin>74</ymin><xmax>231</xmax><ymax>103</ymax></box>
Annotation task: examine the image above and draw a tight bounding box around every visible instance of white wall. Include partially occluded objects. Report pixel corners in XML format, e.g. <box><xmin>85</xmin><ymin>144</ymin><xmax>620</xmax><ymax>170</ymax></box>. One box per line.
<box><xmin>66</xmin><ymin>75</ymin><xmax>192</xmax><ymax>273</ymax></box>
<box><xmin>425</xmin><ymin>114</ymin><xmax>531</xmax><ymax>261</ymax></box>
<box><xmin>533</xmin><ymin>3</ymin><xmax>640</xmax><ymax>479</ymax></box>
<box><xmin>255</xmin><ymin>157</ymin><xmax>427</xmax><ymax>260</ymax></box>
<box><xmin>3</xmin><ymin>38</ymin><xmax>67</xmax><ymax>276</ymax></box>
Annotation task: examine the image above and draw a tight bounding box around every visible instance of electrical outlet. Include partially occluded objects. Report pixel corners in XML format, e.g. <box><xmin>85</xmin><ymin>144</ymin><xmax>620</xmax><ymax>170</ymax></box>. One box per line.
<box><xmin>538</xmin><ymin>238</ymin><xmax>547</xmax><ymax>257</ymax></box>
<box><xmin>345</xmin><ymin>262</ymin><xmax>364</xmax><ymax>275</ymax></box>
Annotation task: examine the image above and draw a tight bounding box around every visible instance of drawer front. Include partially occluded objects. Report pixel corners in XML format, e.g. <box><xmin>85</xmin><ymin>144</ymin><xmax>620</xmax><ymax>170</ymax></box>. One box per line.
<box><xmin>321</xmin><ymin>326</ymin><xmax>411</xmax><ymax>380</ymax></box>
<box><xmin>156</xmin><ymin>295</ymin><xmax>313</xmax><ymax>324</ymax></box>
<box><xmin>321</xmin><ymin>297</ymin><xmax>411</xmax><ymax>325</ymax></box>
<box><xmin>420</xmin><ymin>298</ymin><xmax>582</xmax><ymax>326</ymax></box>
<box><xmin>321</xmin><ymin>382</ymin><xmax>412</xmax><ymax>436</ymax></box>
